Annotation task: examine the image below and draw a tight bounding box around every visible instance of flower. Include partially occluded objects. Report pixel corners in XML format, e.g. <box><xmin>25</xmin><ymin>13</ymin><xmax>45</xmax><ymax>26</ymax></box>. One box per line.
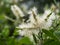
<box><xmin>11</xmin><ymin>5</ymin><xmax>24</xmax><ymax>17</ymax></box>
<box><xmin>11</xmin><ymin>5</ymin><xmax>56</xmax><ymax>42</ymax></box>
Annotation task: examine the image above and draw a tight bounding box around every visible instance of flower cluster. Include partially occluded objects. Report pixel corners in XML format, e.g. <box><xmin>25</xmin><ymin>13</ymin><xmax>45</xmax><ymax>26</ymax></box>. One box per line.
<box><xmin>10</xmin><ymin>5</ymin><xmax>56</xmax><ymax>42</ymax></box>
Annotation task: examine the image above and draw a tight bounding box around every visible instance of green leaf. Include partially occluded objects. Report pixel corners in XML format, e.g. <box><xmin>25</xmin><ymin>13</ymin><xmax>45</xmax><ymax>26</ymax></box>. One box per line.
<box><xmin>19</xmin><ymin>37</ymin><xmax>33</xmax><ymax>45</ymax></box>
<box><xmin>44</xmin><ymin>39</ymin><xmax>60</xmax><ymax>45</ymax></box>
<box><xmin>54</xmin><ymin>31</ymin><xmax>60</xmax><ymax>40</ymax></box>
<box><xmin>7</xmin><ymin>37</ymin><xmax>17</xmax><ymax>45</ymax></box>
<box><xmin>42</xmin><ymin>29</ymin><xmax>58</xmax><ymax>40</ymax></box>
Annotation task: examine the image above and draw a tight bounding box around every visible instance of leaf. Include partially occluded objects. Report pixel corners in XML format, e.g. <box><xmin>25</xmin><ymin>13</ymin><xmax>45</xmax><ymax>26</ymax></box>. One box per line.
<box><xmin>54</xmin><ymin>30</ymin><xmax>60</xmax><ymax>40</ymax></box>
<box><xmin>44</xmin><ymin>39</ymin><xmax>60</xmax><ymax>45</ymax></box>
<box><xmin>7</xmin><ymin>37</ymin><xmax>17</xmax><ymax>45</ymax></box>
<box><xmin>19</xmin><ymin>37</ymin><xmax>33</xmax><ymax>45</ymax></box>
<box><xmin>42</xmin><ymin>29</ymin><xmax>58</xmax><ymax>40</ymax></box>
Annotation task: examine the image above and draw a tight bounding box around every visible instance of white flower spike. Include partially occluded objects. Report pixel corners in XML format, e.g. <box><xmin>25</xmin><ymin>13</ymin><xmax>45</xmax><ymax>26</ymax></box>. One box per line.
<box><xmin>11</xmin><ymin>5</ymin><xmax>24</xmax><ymax>18</ymax></box>
<box><xmin>11</xmin><ymin>5</ymin><xmax>56</xmax><ymax>42</ymax></box>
